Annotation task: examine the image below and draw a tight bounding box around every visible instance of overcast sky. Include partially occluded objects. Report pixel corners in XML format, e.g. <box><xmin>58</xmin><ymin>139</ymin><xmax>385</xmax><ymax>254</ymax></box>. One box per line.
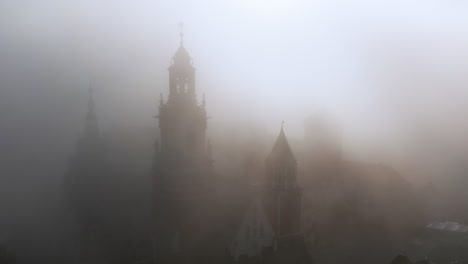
<box><xmin>2</xmin><ymin>0</ymin><xmax>468</xmax><ymax>181</ymax></box>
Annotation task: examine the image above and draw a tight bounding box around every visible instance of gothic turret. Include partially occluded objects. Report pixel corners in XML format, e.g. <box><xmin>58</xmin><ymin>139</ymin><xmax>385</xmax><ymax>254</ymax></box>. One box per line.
<box><xmin>266</xmin><ymin>124</ymin><xmax>297</xmax><ymax>190</ymax></box>
<box><xmin>265</xmin><ymin>125</ymin><xmax>302</xmax><ymax>244</ymax></box>
<box><xmin>64</xmin><ymin>86</ymin><xmax>111</xmax><ymax>261</ymax></box>
<box><xmin>167</xmin><ymin>27</ymin><xmax>197</xmax><ymax>103</ymax></box>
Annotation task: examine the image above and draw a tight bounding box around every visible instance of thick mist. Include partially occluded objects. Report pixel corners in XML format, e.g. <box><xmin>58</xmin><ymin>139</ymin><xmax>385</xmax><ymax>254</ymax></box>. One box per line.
<box><xmin>1</xmin><ymin>0</ymin><xmax>468</xmax><ymax>263</ymax></box>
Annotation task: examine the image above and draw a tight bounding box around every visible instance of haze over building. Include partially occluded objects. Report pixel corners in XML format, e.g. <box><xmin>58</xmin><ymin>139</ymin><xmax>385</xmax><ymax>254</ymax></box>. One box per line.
<box><xmin>1</xmin><ymin>2</ymin><xmax>468</xmax><ymax>264</ymax></box>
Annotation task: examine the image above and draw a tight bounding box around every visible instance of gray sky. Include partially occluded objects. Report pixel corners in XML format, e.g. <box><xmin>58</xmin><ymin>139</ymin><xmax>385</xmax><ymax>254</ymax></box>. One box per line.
<box><xmin>3</xmin><ymin>3</ymin><xmax>468</xmax><ymax>260</ymax></box>
<box><xmin>1</xmin><ymin>0</ymin><xmax>468</xmax><ymax>182</ymax></box>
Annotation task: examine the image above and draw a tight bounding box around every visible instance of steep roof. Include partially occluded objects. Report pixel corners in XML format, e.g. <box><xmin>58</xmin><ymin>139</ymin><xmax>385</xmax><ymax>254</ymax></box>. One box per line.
<box><xmin>266</xmin><ymin>126</ymin><xmax>296</xmax><ymax>164</ymax></box>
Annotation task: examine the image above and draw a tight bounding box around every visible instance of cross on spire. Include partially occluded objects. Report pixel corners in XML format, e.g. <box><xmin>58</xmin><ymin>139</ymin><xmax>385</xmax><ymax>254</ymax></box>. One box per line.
<box><xmin>178</xmin><ymin>22</ymin><xmax>184</xmax><ymax>46</ymax></box>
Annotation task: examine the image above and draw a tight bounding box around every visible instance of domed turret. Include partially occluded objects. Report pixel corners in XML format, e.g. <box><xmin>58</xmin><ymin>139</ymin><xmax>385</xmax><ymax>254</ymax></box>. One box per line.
<box><xmin>167</xmin><ymin>25</ymin><xmax>197</xmax><ymax>102</ymax></box>
<box><xmin>172</xmin><ymin>45</ymin><xmax>192</xmax><ymax>66</ymax></box>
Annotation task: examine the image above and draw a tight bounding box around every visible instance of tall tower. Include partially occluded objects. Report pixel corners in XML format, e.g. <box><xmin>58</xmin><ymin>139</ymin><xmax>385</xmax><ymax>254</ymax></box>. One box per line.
<box><xmin>157</xmin><ymin>29</ymin><xmax>210</xmax><ymax>166</ymax></box>
<box><xmin>153</xmin><ymin>29</ymin><xmax>214</xmax><ymax>263</ymax></box>
<box><xmin>64</xmin><ymin>87</ymin><xmax>110</xmax><ymax>261</ymax></box>
<box><xmin>66</xmin><ymin>87</ymin><xmax>104</xmax><ymax>212</ymax></box>
<box><xmin>264</xmin><ymin>125</ymin><xmax>302</xmax><ymax>245</ymax></box>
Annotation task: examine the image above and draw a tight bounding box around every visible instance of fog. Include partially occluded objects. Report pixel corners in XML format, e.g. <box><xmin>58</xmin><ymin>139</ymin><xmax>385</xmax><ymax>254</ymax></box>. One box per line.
<box><xmin>1</xmin><ymin>0</ymin><xmax>468</xmax><ymax>263</ymax></box>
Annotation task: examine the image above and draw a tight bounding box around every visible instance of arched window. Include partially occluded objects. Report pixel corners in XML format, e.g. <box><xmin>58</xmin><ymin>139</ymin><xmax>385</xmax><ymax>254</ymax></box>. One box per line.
<box><xmin>245</xmin><ymin>226</ymin><xmax>250</xmax><ymax>240</ymax></box>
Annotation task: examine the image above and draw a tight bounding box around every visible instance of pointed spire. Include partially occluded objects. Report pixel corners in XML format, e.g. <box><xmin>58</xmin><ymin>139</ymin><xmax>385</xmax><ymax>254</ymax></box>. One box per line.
<box><xmin>172</xmin><ymin>23</ymin><xmax>191</xmax><ymax>65</ymax></box>
<box><xmin>267</xmin><ymin>123</ymin><xmax>296</xmax><ymax>164</ymax></box>
<box><xmin>178</xmin><ymin>22</ymin><xmax>184</xmax><ymax>47</ymax></box>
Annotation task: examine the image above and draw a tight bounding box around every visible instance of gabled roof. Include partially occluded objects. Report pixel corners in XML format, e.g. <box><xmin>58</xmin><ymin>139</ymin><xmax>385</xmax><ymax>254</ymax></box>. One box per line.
<box><xmin>266</xmin><ymin>126</ymin><xmax>296</xmax><ymax>164</ymax></box>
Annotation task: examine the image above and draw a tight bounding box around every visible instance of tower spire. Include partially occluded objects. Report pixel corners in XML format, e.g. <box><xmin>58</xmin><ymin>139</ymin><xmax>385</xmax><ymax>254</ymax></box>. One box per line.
<box><xmin>265</xmin><ymin>124</ymin><xmax>302</xmax><ymax>241</ymax></box>
<box><xmin>266</xmin><ymin>124</ymin><xmax>297</xmax><ymax>169</ymax></box>
<box><xmin>169</xmin><ymin>23</ymin><xmax>196</xmax><ymax>102</ymax></box>
<box><xmin>178</xmin><ymin>22</ymin><xmax>184</xmax><ymax>47</ymax></box>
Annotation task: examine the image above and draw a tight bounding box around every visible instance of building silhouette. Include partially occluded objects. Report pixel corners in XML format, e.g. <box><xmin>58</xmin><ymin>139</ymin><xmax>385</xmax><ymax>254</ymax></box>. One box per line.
<box><xmin>64</xmin><ymin>87</ymin><xmax>113</xmax><ymax>262</ymax></box>
<box><xmin>264</xmin><ymin>125</ymin><xmax>302</xmax><ymax>241</ymax></box>
<box><xmin>230</xmin><ymin>126</ymin><xmax>311</xmax><ymax>264</ymax></box>
<box><xmin>55</xmin><ymin>29</ymin><xmax>434</xmax><ymax>264</ymax></box>
<box><xmin>152</xmin><ymin>32</ymin><xmax>217</xmax><ymax>264</ymax></box>
<box><xmin>151</xmin><ymin>31</ymin><xmax>311</xmax><ymax>264</ymax></box>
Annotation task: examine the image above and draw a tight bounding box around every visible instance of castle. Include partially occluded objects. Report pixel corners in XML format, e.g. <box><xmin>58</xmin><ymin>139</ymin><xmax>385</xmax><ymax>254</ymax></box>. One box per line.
<box><xmin>151</xmin><ymin>32</ymin><xmax>310</xmax><ymax>264</ymax></box>
<box><xmin>65</xmin><ymin>30</ymin><xmax>423</xmax><ymax>264</ymax></box>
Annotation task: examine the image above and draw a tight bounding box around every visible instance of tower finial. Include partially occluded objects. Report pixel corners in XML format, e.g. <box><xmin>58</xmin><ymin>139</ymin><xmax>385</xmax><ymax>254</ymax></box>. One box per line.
<box><xmin>178</xmin><ymin>22</ymin><xmax>184</xmax><ymax>46</ymax></box>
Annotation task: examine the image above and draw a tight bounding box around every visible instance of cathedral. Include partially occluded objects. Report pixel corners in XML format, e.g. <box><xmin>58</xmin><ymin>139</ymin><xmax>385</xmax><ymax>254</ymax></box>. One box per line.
<box><xmin>152</xmin><ymin>30</ymin><xmax>221</xmax><ymax>264</ymax></box>
<box><xmin>62</xmin><ymin>29</ymin><xmax>426</xmax><ymax>264</ymax></box>
<box><xmin>64</xmin><ymin>87</ymin><xmax>114</xmax><ymax>262</ymax></box>
<box><xmin>151</xmin><ymin>32</ymin><xmax>311</xmax><ymax>264</ymax></box>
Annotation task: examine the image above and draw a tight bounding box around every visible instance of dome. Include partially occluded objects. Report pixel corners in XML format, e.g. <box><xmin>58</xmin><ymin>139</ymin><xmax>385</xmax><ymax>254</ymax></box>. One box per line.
<box><xmin>172</xmin><ymin>45</ymin><xmax>192</xmax><ymax>65</ymax></box>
